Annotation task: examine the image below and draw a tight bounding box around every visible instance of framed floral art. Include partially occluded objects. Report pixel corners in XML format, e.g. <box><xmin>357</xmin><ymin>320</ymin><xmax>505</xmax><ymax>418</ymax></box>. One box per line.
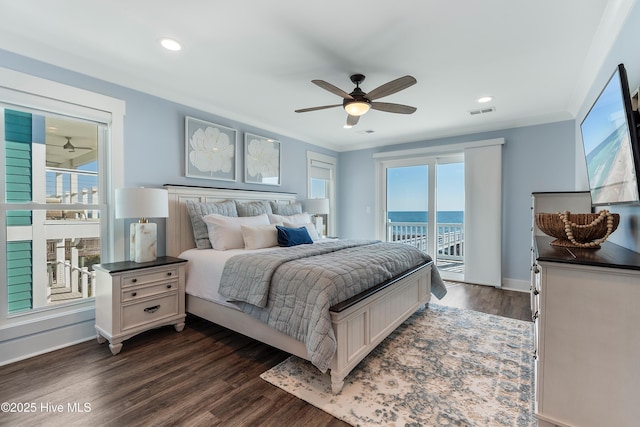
<box><xmin>185</xmin><ymin>116</ymin><xmax>237</xmax><ymax>181</ymax></box>
<box><xmin>244</xmin><ymin>132</ymin><xmax>281</xmax><ymax>186</ymax></box>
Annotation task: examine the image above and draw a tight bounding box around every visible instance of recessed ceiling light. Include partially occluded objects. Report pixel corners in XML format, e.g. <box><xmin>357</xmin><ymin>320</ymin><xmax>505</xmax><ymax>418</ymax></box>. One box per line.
<box><xmin>477</xmin><ymin>96</ymin><xmax>493</xmax><ymax>103</ymax></box>
<box><xmin>160</xmin><ymin>38</ymin><xmax>182</xmax><ymax>51</ymax></box>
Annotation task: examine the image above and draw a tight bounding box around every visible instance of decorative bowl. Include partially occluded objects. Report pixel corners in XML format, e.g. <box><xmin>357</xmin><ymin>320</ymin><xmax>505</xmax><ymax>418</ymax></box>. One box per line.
<box><xmin>535</xmin><ymin>211</ymin><xmax>619</xmax><ymax>249</ymax></box>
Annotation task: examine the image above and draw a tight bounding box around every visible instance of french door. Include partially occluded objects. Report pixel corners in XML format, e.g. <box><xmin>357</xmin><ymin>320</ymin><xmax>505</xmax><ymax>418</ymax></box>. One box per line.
<box><xmin>381</xmin><ymin>154</ymin><xmax>464</xmax><ymax>282</ymax></box>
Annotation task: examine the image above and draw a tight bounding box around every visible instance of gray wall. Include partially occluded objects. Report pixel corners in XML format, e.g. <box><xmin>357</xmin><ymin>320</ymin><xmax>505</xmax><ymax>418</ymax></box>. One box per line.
<box><xmin>337</xmin><ymin>121</ymin><xmax>576</xmax><ymax>284</ymax></box>
<box><xmin>0</xmin><ymin>49</ymin><xmax>337</xmax><ymax>255</ymax></box>
<box><xmin>4</xmin><ymin>0</ymin><xmax>640</xmax><ymax>284</ymax></box>
<box><xmin>573</xmin><ymin>3</ymin><xmax>640</xmax><ymax>253</ymax></box>
<box><xmin>338</xmin><ymin>2</ymin><xmax>640</xmax><ymax>282</ymax></box>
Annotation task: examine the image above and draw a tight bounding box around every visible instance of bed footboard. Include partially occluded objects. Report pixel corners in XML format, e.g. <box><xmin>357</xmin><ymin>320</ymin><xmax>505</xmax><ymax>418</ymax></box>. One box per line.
<box><xmin>328</xmin><ymin>262</ymin><xmax>432</xmax><ymax>393</ymax></box>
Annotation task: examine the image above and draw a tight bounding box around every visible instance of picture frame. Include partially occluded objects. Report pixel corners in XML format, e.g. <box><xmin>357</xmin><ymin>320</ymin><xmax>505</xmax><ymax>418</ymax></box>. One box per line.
<box><xmin>244</xmin><ymin>132</ymin><xmax>281</xmax><ymax>186</ymax></box>
<box><xmin>185</xmin><ymin>116</ymin><xmax>237</xmax><ymax>181</ymax></box>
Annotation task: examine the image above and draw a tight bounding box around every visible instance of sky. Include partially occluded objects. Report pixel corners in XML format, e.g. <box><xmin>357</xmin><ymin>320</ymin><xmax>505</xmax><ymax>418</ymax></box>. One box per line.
<box><xmin>387</xmin><ymin>163</ymin><xmax>464</xmax><ymax>212</ymax></box>
<box><xmin>580</xmin><ymin>66</ymin><xmax>628</xmax><ymax>155</ymax></box>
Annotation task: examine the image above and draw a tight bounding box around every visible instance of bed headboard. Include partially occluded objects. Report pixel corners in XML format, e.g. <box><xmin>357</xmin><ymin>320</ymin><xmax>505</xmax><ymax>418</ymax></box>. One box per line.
<box><xmin>165</xmin><ymin>185</ymin><xmax>298</xmax><ymax>257</ymax></box>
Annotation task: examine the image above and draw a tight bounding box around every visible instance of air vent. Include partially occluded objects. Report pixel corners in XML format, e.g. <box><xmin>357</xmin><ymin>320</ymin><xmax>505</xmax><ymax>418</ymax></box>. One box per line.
<box><xmin>469</xmin><ymin>106</ymin><xmax>496</xmax><ymax>116</ymax></box>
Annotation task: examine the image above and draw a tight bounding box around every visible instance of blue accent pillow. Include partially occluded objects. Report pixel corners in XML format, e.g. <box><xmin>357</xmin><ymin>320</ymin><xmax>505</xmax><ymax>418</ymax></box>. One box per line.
<box><xmin>276</xmin><ymin>225</ymin><xmax>314</xmax><ymax>247</ymax></box>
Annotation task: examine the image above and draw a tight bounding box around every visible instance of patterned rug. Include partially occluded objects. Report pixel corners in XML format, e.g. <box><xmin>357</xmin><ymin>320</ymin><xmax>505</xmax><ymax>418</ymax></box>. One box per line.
<box><xmin>261</xmin><ymin>304</ymin><xmax>535</xmax><ymax>426</ymax></box>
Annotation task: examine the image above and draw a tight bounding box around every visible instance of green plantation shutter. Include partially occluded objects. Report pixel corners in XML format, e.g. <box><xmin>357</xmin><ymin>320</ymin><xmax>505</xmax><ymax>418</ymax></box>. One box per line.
<box><xmin>5</xmin><ymin>109</ymin><xmax>33</xmax><ymax>225</ymax></box>
<box><xmin>5</xmin><ymin>110</ymin><xmax>34</xmax><ymax>312</ymax></box>
<box><xmin>7</xmin><ymin>241</ymin><xmax>33</xmax><ymax>312</ymax></box>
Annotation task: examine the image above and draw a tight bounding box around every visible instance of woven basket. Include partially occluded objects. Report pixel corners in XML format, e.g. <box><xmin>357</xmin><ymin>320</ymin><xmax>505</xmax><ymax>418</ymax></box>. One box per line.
<box><xmin>535</xmin><ymin>211</ymin><xmax>619</xmax><ymax>248</ymax></box>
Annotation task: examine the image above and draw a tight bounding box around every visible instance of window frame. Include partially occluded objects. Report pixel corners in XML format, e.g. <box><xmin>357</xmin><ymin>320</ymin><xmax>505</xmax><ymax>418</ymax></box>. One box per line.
<box><xmin>306</xmin><ymin>151</ymin><xmax>337</xmax><ymax>237</ymax></box>
<box><xmin>0</xmin><ymin>67</ymin><xmax>125</xmax><ymax>325</ymax></box>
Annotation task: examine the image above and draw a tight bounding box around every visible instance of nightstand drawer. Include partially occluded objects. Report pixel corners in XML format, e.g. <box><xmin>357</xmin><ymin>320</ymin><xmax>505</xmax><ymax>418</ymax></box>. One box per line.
<box><xmin>121</xmin><ymin>280</ymin><xmax>179</xmax><ymax>302</ymax></box>
<box><xmin>122</xmin><ymin>268</ymin><xmax>178</xmax><ymax>288</ymax></box>
<box><xmin>121</xmin><ymin>293</ymin><xmax>179</xmax><ymax>331</ymax></box>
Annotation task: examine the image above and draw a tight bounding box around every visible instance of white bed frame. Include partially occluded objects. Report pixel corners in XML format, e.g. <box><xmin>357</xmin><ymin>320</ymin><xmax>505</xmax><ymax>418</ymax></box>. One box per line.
<box><xmin>165</xmin><ymin>185</ymin><xmax>432</xmax><ymax>393</ymax></box>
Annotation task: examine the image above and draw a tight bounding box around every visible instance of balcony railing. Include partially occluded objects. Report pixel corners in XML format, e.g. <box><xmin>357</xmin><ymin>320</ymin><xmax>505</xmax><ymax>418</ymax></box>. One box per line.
<box><xmin>44</xmin><ymin>167</ymin><xmax>100</xmax><ymax>304</ymax></box>
<box><xmin>387</xmin><ymin>221</ymin><xmax>464</xmax><ymax>261</ymax></box>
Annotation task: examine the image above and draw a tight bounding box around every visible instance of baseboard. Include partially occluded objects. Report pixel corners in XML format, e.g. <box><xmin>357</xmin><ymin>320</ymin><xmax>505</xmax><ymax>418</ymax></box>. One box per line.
<box><xmin>0</xmin><ymin>308</ymin><xmax>96</xmax><ymax>366</ymax></box>
<box><xmin>0</xmin><ymin>332</ymin><xmax>95</xmax><ymax>366</ymax></box>
<box><xmin>501</xmin><ymin>278</ymin><xmax>530</xmax><ymax>293</ymax></box>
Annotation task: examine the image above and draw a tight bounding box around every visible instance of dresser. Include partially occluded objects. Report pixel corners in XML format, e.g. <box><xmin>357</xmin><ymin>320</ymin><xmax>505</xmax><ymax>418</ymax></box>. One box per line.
<box><xmin>530</xmin><ymin>192</ymin><xmax>591</xmax><ymax>347</ymax></box>
<box><xmin>533</xmin><ymin>236</ymin><xmax>640</xmax><ymax>427</ymax></box>
<box><xmin>94</xmin><ymin>256</ymin><xmax>187</xmax><ymax>355</ymax></box>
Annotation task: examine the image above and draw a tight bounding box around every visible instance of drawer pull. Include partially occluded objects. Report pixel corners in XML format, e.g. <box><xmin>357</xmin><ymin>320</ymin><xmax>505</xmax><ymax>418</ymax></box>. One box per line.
<box><xmin>144</xmin><ymin>305</ymin><xmax>160</xmax><ymax>314</ymax></box>
<box><xmin>167</xmin><ymin>272</ymin><xmax>173</xmax><ymax>277</ymax></box>
<box><xmin>131</xmin><ymin>278</ymin><xmax>137</xmax><ymax>283</ymax></box>
<box><xmin>132</xmin><ymin>292</ymin><xmax>137</xmax><ymax>297</ymax></box>
<box><xmin>167</xmin><ymin>284</ymin><xmax>172</xmax><ymax>289</ymax></box>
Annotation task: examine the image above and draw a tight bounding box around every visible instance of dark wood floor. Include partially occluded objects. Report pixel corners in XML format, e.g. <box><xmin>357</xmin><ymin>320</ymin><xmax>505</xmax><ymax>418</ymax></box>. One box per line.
<box><xmin>0</xmin><ymin>283</ymin><xmax>530</xmax><ymax>427</ymax></box>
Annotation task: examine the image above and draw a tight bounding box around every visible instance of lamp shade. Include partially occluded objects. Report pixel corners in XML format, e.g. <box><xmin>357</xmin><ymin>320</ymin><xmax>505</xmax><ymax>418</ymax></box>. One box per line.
<box><xmin>344</xmin><ymin>101</ymin><xmax>370</xmax><ymax>116</ymax></box>
<box><xmin>115</xmin><ymin>188</ymin><xmax>168</xmax><ymax>219</ymax></box>
<box><xmin>304</xmin><ymin>198</ymin><xmax>330</xmax><ymax>215</ymax></box>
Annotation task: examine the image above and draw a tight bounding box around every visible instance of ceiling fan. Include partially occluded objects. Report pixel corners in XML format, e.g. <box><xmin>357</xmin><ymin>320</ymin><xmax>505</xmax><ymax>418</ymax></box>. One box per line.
<box><xmin>60</xmin><ymin>136</ymin><xmax>93</xmax><ymax>152</ymax></box>
<box><xmin>295</xmin><ymin>74</ymin><xmax>417</xmax><ymax>127</ymax></box>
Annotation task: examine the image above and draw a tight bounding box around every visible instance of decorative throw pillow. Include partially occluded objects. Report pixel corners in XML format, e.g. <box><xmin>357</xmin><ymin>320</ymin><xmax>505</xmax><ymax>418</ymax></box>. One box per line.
<box><xmin>235</xmin><ymin>200</ymin><xmax>273</xmax><ymax>217</ymax></box>
<box><xmin>240</xmin><ymin>223</ymin><xmax>281</xmax><ymax>250</ymax></box>
<box><xmin>270</xmin><ymin>201</ymin><xmax>303</xmax><ymax>216</ymax></box>
<box><xmin>276</xmin><ymin>225</ymin><xmax>314</xmax><ymax>247</ymax></box>
<box><xmin>203</xmin><ymin>213</ymin><xmax>270</xmax><ymax>250</ymax></box>
<box><xmin>283</xmin><ymin>221</ymin><xmax>319</xmax><ymax>241</ymax></box>
<box><xmin>268</xmin><ymin>212</ymin><xmax>311</xmax><ymax>225</ymax></box>
<box><xmin>186</xmin><ymin>199</ymin><xmax>238</xmax><ymax>249</ymax></box>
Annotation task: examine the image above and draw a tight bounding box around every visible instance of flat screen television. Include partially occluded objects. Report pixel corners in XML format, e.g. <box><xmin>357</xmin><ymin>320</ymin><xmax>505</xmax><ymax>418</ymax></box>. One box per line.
<box><xmin>580</xmin><ymin>63</ymin><xmax>640</xmax><ymax>206</ymax></box>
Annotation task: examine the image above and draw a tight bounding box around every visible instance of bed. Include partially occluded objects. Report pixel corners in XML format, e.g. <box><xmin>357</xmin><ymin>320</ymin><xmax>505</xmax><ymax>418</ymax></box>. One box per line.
<box><xmin>165</xmin><ymin>185</ymin><xmax>446</xmax><ymax>393</ymax></box>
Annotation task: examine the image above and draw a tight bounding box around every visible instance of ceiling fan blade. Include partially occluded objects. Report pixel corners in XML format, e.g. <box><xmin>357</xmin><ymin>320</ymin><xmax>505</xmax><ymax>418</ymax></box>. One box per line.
<box><xmin>312</xmin><ymin>80</ymin><xmax>354</xmax><ymax>100</ymax></box>
<box><xmin>295</xmin><ymin>104</ymin><xmax>342</xmax><ymax>113</ymax></box>
<box><xmin>365</xmin><ymin>76</ymin><xmax>417</xmax><ymax>101</ymax></box>
<box><xmin>346</xmin><ymin>115</ymin><xmax>360</xmax><ymax>126</ymax></box>
<box><xmin>371</xmin><ymin>102</ymin><xmax>417</xmax><ymax>114</ymax></box>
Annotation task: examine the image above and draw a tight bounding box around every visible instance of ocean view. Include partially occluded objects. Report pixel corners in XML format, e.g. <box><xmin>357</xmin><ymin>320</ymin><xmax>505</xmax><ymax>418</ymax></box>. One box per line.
<box><xmin>388</xmin><ymin>211</ymin><xmax>464</xmax><ymax>224</ymax></box>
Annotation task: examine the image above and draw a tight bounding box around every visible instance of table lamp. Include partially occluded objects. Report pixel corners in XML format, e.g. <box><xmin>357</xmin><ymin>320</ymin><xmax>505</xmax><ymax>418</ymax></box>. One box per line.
<box><xmin>304</xmin><ymin>198</ymin><xmax>330</xmax><ymax>236</ymax></box>
<box><xmin>115</xmin><ymin>187</ymin><xmax>168</xmax><ymax>263</ymax></box>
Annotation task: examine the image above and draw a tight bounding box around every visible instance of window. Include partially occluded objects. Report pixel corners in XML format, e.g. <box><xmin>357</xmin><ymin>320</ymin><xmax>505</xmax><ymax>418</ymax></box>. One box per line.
<box><xmin>0</xmin><ymin>67</ymin><xmax>124</xmax><ymax>332</ymax></box>
<box><xmin>381</xmin><ymin>155</ymin><xmax>465</xmax><ymax>282</ymax></box>
<box><xmin>3</xmin><ymin>109</ymin><xmax>106</xmax><ymax>313</ymax></box>
<box><xmin>307</xmin><ymin>151</ymin><xmax>336</xmax><ymax>236</ymax></box>
<box><xmin>375</xmin><ymin>138</ymin><xmax>504</xmax><ymax>286</ymax></box>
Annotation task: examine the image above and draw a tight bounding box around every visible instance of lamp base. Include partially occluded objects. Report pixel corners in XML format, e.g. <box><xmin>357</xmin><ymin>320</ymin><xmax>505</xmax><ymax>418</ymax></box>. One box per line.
<box><xmin>313</xmin><ymin>215</ymin><xmax>324</xmax><ymax>237</ymax></box>
<box><xmin>130</xmin><ymin>222</ymin><xmax>157</xmax><ymax>263</ymax></box>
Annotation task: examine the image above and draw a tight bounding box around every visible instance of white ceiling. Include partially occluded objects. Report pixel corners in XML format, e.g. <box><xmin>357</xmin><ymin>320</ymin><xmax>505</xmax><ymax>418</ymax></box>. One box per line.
<box><xmin>0</xmin><ymin>1</ymin><xmax>633</xmax><ymax>152</ymax></box>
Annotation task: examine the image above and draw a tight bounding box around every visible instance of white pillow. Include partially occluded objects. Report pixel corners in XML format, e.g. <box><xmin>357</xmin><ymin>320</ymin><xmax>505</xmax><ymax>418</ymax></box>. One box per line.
<box><xmin>241</xmin><ymin>223</ymin><xmax>281</xmax><ymax>249</ymax></box>
<box><xmin>268</xmin><ymin>212</ymin><xmax>311</xmax><ymax>225</ymax></box>
<box><xmin>203</xmin><ymin>213</ymin><xmax>270</xmax><ymax>250</ymax></box>
<box><xmin>283</xmin><ymin>221</ymin><xmax>320</xmax><ymax>241</ymax></box>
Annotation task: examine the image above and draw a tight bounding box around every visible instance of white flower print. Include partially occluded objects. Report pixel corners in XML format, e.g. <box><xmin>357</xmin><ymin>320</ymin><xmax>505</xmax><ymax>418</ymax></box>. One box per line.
<box><xmin>246</xmin><ymin>138</ymin><xmax>279</xmax><ymax>181</ymax></box>
<box><xmin>189</xmin><ymin>126</ymin><xmax>234</xmax><ymax>175</ymax></box>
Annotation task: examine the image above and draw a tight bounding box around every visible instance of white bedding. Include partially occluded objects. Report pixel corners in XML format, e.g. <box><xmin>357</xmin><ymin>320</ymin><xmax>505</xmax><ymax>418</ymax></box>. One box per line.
<box><xmin>179</xmin><ymin>246</ymin><xmax>274</xmax><ymax>308</ymax></box>
<box><xmin>180</xmin><ymin>241</ymin><xmax>335</xmax><ymax>306</ymax></box>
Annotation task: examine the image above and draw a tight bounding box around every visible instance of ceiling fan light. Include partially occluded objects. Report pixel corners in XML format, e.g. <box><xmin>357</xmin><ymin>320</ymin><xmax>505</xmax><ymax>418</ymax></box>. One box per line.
<box><xmin>344</xmin><ymin>101</ymin><xmax>370</xmax><ymax>116</ymax></box>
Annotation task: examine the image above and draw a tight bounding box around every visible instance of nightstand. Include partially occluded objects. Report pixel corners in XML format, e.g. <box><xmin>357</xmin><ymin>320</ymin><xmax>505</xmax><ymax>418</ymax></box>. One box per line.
<box><xmin>94</xmin><ymin>256</ymin><xmax>187</xmax><ymax>355</ymax></box>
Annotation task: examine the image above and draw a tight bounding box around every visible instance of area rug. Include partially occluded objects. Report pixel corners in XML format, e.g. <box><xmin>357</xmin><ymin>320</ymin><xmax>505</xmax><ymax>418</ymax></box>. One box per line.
<box><xmin>260</xmin><ymin>304</ymin><xmax>535</xmax><ymax>426</ymax></box>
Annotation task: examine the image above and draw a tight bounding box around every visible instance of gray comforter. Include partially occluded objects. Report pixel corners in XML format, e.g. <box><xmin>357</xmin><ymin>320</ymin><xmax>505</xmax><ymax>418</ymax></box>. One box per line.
<box><xmin>218</xmin><ymin>239</ymin><xmax>446</xmax><ymax>372</ymax></box>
